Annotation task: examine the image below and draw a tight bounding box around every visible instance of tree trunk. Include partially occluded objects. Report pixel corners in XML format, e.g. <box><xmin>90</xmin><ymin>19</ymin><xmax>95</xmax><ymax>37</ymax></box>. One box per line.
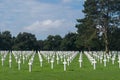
<box><xmin>104</xmin><ymin>7</ymin><xmax>109</xmax><ymax>54</ymax></box>
<box><xmin>104</xmin><ymin>27</ymin><xmax>109</xmax><ymax>54</ymax></box>
<box><xmin>101</xmin><ymin>22</ymin><xmax>109</xmax><ymax>54</ymax></box>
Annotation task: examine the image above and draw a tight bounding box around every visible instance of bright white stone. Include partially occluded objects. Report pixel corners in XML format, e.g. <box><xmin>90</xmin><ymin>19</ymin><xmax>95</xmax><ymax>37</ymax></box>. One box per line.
<box><xmin>63</xmin><ymin>59</ymin><xmax>67</xmax><ymax>71</ymax></box>
<box><xmin>79</xmin><ymin>59</ymin><xmax>82</xmax><ymax>68</ymax></box>
<box><xmin>103</xmin><ymin>58</ymin><xmax>107</xmax><ymax>67</ymax></box>
<box><xmin>18</xmin><ymin>59</ymin><xmax>21</xmax><ymax>70</ymax></box>
<box><xmin>40</xmin><ymin>59</ymin><xmax>43</xmax><ymax>67</ymax></box>
<box><xmin>112</xmin><ymin>58</ymin><xmax>115</xmax><ymax>64</ymax></box>
<box><xmin>47</xmin><ymin>57</ymin><xmax>50</xmax><ymax>63</ymax></box>
<box><xmin>67</xmin><ymin>58</ymin><xmax>70</xmax><ymax>66</ymax></box>
<box><xmin>56</xmin><ymin>56</ymin><xmax>59</xmax><ymax>64</ymax></box>
<box><xmin>23</xmin><ymin>56</ymin><xmax>25</xmax><ymax>64</ymax></box>
<box><xmin>51</xmin><ymin>59</ymin><xmax>54</xmax><ymax>69</ymax></box>
<box><xmin>28</xmin><ymin>62</ymin><xmax>32</xmax><ymax>72</ymax></box>
<box><xmin>92</xmin><ymin>59</ymin><xmax>96</xmax><ymax>70</ymax></box>
<box><xmin>9</xmin><ymin>59</ymin><xmax>12</xmax><ymax>68</ymax></box>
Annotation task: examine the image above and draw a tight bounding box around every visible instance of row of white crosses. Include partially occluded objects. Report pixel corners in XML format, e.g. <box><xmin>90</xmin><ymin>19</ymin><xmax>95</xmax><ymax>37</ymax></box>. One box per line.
<box><xmin>56</xmin><ymin>53</ymin><xmax>60</xmax><ymax>64</ymax></box>
<box><xmin>97</xmin><ymin>51</ymin><xmax>117</xmax><ymax>66</ymax></box>
<box><xmin>90</xmin><ymin>51</ymin><xmax>120</xmax><ymax>68</ymax></box>
<box><xmin>12</xmin><ymin>51</ymin><xmax>34</xmax><ymax>70</ymax></box>
<box><xmin>1</xmin><ymin>50</ymin><xmax>120</xmax><ymax>71</ymax></box>
<box><xmin>38</xmin><ymin>52</ymin><xmax>43</xmax><ymax>67</ymax></box>
<box><xmin>0</xmin><ymin>51</ymin><xmax>8</xmax><ymax>66</ymax></box>
<box><xmin>13</xmin><ymin>51</ymin><xmax>33</xmax><ymax>63</ymax></box>
<box><xmin>86</xmin><ymin>51</ymin><xmax>119</xmax><ymax>68</ymax></box>
<box><xmin>12</xmin><ymin>51</ymin><xmax>36</xmax><ymax>72</ymax></box>
<box><xmin>62</xmin><ymin>51</ymin><xmax>78</xmax><ymax>71</ymax></box>
<box><xmin>88</xmin><ymin>51</ymin><xmax>108</xmax><ymax>67</ymax></box>
<box><xmin>0</xmin><ymin>51</ymin><xmax>78</xmax><ymax>72</ymax></box>
<box><xmin>118</xmin><ymin>52</ymin><xmax>120</xmax><ymax>68</ymax></box>
<box><xmin>28</xmin><ymin>52</ymin><xmax>36</xmax><ymax>72</ymax></box>
<box><xmin>9</xmin><ymin>52</ymin><xmax>12</xmax><ymax>68</ymax></box>
<box><xmin>91</xmin><ymin>51</ymin><xmax>107</xmax><ymax>67</ymax></box>
<box><xmin>40</xmin><ymin>51</ymin><xmax>78</xmax><ymax>71</ymax></box>
<box><xmin>79</xmin><ymin>52</ymin><xmax>82</xmax><ymax>68</ymax></box>
<box><xmin>40</xmin><ymin>51</ymin><xmax>55</xmax><ymax>69</ymax></box>
<box><xmin>84</xmin><ymin>51</ymin><xmax>97</xmax><ymax>70</ymax></box>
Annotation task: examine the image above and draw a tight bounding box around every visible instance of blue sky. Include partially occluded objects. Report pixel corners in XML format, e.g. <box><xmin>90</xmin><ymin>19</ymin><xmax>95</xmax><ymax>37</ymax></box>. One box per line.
<box><xmin>0</xmin><ymin>0</ymin><xmax>84</xmax><ymax>40</ymax></box>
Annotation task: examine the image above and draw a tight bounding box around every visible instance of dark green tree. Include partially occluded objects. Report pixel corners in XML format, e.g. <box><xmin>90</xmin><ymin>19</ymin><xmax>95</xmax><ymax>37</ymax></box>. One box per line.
<box><xmin>0</xmin><ymin>31</ymin><xmax>12</xmax><ymax>50</ymax></box>
<box><xmin>76</xmin><ymin>18</ymin><xmax>98</xmax><ymax>51</ymax></box>
<box><xmin>13</xmin><ymin>32</ymin><xmax>37</xmax><ymax>50</ymax></box>
<box><xmin>61</xmin><ymin>33</ymin><xmax>78</xmax><ymax>51</ymax></box>
<box><xmin>110</xmin><ymin>28</ymin><xmax>120</xmax><ymax>51</ymax></box>
<box><xmin>76</xmin><ymin>0</ymin><xmax>120</xmax><ymax>53</ymax></box>
<box><xmin>43</xmin><ymin>35</ymin><xmax>62</xmax><ymax>51</ymax></box>
<box><xmin>95</xmin><ymin>0</ymin><xmax>120</xmax><ymax>53</ymax></box>
<box><xmin>37</xmin><ymin>40</ymin><xmax>44</xmax><ymax>51</ymax></box>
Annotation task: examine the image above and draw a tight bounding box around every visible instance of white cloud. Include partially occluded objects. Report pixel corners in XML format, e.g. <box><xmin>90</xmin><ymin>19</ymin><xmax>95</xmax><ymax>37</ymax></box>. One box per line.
<box><xmin>23</xmin><ymin>19</ymin><xmax>76</xmax><ymax>39</ymax></box>
<box><xmin>24</xmin><ymin>19</ymin><xmax>64</xmax><ymax>32</ymax></box>
<box><xmin>42</xmin><ymin>20</ymin><xmax>52</xmax><ymax>26</ymax></box>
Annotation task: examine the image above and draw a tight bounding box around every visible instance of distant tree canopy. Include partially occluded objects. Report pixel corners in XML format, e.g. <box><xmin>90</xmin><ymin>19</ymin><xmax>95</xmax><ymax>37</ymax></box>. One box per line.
<box><xmin>43</xmin><ymin>35</ymin><xmax>62</xmax><ymax>51</ymax></box>
<box><xmin>0</xmin><ymin>31</ymin><xmax>12</xmax><ymax>50</ymax></box>
<box><xmin>0</xmin><ymin>0</ymin><xmax>119</xmax><ymax>51</ymax></box>
<box><xmin>0</xmin><ymin>29</ymin><xmax>120</xmax><ymax>51</ymax></box>
<box><xmin>12</xmin><ymin>32</ymin><xmax>37</xmax><ymax>50</ymax></box>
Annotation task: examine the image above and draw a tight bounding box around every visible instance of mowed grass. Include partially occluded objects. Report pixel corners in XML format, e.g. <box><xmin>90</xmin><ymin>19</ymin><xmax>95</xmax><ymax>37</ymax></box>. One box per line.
<box><xmin>0</xmin><ymin>53</ymin><xmax>120</xmax><ymax>80</ymax></box>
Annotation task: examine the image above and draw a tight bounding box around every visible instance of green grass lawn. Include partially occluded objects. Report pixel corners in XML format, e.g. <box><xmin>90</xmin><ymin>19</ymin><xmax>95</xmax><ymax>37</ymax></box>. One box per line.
<box><xmin>0</xmin><ymin>53</ymin><xmax>120</xmax><ymax>80</ymax></box>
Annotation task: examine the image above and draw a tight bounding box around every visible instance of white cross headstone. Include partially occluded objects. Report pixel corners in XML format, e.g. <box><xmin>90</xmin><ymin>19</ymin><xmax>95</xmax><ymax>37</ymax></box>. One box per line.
<box><xmin>15</xmin><ymin>56</ymin><xmax>18</xmax><ymax>62</ymax></box>
<box><xmin>63</xmin><ymin>59</ymin><xmax>67</xmax><ymax>71</ymax></box>
<box><xmin>47</xmin><ymin>56</ymin><xmax>50</xmax><ymax>63</ymax></box>
<box><xmin>92</xmin><ymin>59</ymin><xmax>96</xmax><ymax>70</ymax></box>
<box><xmin>23</xmin><ymin>56</ymin><xmax>25</xmax><ymax>64</ymax></box>
<box><xmin>60</xmin><ymin>56</ymin><xmax>63</xmax><ymax>62</ymax></box>
<box><xmin>28</xmin><ymin>61</ymin><xmax>32</xmax><ymax>72</ymax></box>
<box><xmin>67</xmin><ymin>58</ymin><xmax>70</xmax><ymax>66</ymax></box>
<box><xmin>31</xmin><ymin>58</ymin><xmax>34</xmax><ymax>62</ymax></box>
<box><xmin>51</xmin><ymin>59</ymin><xmax>54</xmax><ymax>69</ymax></box>
<box><xmin>9</xmin><ymin>59</ymin><xmax>12</xmax><ymax>68</ymax></box>
<box><xmin>107</xmin><ymin>56</ymin><xmax>110</xmax><ymax>62</ymax></box>
<box><xmin>79</xmin><ymin>59</ymin><xmax>82</xmax><ymax>68</ymax></box>
<box><xmin>112</xmin><ymin>57</ymin><xmax>115</xmax><ymax>64</ymax></box>
<box><xmin>56</xmin><ymin>56</ymin><xmax>59</xmax><ymax>64</ymax></box>
<box><xmin>40</xmin><ymin>59</ymin><xmax>43</xmax><ymax>67</ymax></box>
<box><xmin>103</xmin><ymin>58</ymin><xmax>107</xmax><ymax>67</ymax></box>
<box><xmin>18</xmin><ymin>59</ymin><xmax>21</xmax><ymax>70</ymax></box>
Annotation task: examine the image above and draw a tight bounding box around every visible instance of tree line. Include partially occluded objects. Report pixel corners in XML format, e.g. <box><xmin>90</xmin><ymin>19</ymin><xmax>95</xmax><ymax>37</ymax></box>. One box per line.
<box><xmin>0</xmin><ymin>28</ymin><xmax>120</xmax><ymax>51</ymax></box>
<box><xmin>0</xmin><ymin>0</ymin><xmax>120</xmax><ymax>52</ymax></box>
<box><xmin>0</xmin><ymin>31</ymin><xmax>78</xmax><ymax>51</ymax></box>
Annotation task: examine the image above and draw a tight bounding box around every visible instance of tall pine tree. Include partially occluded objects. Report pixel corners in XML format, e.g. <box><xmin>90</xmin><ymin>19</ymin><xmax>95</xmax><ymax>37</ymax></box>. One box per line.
<box><xmin>76</xmin><ymin>0</ymin><xmax>120</xmax><ymax>53</ymax></box>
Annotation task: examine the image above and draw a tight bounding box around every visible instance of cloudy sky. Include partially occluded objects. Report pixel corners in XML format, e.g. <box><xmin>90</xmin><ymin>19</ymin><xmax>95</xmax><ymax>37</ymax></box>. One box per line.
<box><xmin>0</xmin><ymin>0</ymin><xmax>84</xmax><ymax>40</ymax></box>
